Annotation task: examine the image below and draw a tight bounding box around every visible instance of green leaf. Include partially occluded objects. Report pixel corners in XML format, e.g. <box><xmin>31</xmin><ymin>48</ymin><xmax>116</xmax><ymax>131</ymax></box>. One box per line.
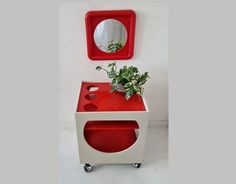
<box><xmin>133</xmin><ymin>67</ymin><xmax>138</xmax><ymax>73</ymax></box>
<box><xmin>133</xmin><ymin>85</ymin><xmax>140</xmax><ymax>92</ymax></box>
<box><xmin>111</xmin><ymin>79</ymin><xmax>116</xmax><ymax>84</ymax></box>
<box><xmin>144</xmin><ymin>72</ymin><xmax>150</xmax><ymax>78</ymax></box>
<box><xmin>139</xmin><ymin>80</ymin><xmax>146</xmax><ymax>85</ymax></box>
<box><xmin>124</xmin><ymin>83</ymin><xmax>131</xmax><ymax>88</ymax></box>
<box><xmin>111</xmin><ymin>66</ymin><xmax>115</xmax><ymax>72</ymax></box>
<box><xmin>110</xmin><ymin>86</ymin><xmax>117</xmax><ymax>92</ymax></box>
<box><xmin>125</xmin><ymin>90</ymin><xmax>134</xmax><ymax>100</ymax></box>
<box><xmin>131</xmin><ymin>80</ymin><xmax>137</xmax><ymax>84</ymax></box>
<box><xmin>125</xmin><ymin>92</ymin><xmax>131</xmax><ymax>100</ymax></box>
<box><xmin>107</xmin><ymin>63</ymin><xmax>113</xmax><ymax>67</ymax></box>
<box><xmin>96</xmin><ymin>66</ymin><xmax>102</xmax><ymax>71</ymax></box>
<box><xmin>108</xmin><ymin>72</ymin><xmax>116</xmax><ymax>78</ymax></box>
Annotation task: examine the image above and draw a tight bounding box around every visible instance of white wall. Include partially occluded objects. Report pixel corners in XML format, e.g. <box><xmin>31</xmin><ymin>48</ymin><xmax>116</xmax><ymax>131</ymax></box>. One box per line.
<box><xmin>59</xmin><ymin>1</ymin><xmax>168</xmax><ymax>125</ymax></box>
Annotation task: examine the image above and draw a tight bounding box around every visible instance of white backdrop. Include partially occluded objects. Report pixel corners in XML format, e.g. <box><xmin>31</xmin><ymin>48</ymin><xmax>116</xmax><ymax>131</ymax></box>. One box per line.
<box><xmin>59</xmin><ymin>1</ymin><xmax>168</xmax><ymax>126</ymax></box>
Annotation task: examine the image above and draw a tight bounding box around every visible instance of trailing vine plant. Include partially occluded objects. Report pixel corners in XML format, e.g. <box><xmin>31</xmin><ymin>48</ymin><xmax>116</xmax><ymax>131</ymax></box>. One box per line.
<box><xmin>96</xmin><ymin>61</ymin><xmax>150</xmax><ymax>100</ymax></box>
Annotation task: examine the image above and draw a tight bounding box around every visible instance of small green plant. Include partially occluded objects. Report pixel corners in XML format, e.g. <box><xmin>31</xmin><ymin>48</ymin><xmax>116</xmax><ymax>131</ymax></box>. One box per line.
<box><xmin>106</xmin><ymin>40</ymin><xmax>124</xmax><ymax>53</ymax></box>
<box><xmin>99</xmin><ymin>40</ymin><xmax>124</xmax><ymax>53</ymax></box>
<box><xmin>96</xmin><ymin>61</ymin><xmax>150</xmax><ymax>100</ymax></box>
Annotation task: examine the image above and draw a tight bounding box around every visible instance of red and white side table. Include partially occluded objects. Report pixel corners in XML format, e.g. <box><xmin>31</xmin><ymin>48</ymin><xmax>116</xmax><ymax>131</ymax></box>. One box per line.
<box><xmin>75</xmin><ymin>81</ymin><xmax>149</xmax><ymax>172</ymax></box>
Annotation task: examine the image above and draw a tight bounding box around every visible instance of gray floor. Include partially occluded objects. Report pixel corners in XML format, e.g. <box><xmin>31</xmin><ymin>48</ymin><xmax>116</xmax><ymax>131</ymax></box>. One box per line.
<box><xmin>59</xmin><ymin>126</ymin><xmax>168</xmax><ymax>184</ymax></box>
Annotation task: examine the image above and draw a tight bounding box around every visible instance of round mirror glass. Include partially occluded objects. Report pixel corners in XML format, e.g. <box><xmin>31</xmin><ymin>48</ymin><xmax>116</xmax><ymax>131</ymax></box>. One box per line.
<box><xmin>94</xmin><ymin>19</ymin><xmax>127</xmax><ymax>53</ymax></box>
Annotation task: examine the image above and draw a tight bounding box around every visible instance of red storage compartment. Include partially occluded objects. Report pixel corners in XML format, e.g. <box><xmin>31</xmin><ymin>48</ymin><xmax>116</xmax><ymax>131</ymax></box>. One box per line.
<box><xmin>84</xmin><ymin>121</ymin><xmax>139</xmax><ymax>153</ymax></box>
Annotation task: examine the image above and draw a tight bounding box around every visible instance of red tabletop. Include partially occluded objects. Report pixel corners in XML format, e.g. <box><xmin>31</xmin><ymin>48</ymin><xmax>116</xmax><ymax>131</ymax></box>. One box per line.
<box><xmin>77</xmin><ymin>82</ymin><xmax>146</xmax><ymax>112</ymax></box>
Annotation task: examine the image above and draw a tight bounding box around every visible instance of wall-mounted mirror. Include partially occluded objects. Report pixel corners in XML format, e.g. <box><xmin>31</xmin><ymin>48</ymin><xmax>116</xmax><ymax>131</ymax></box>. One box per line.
<box><xmin>85</xmin><ymin>10</ymin><xmax>136</xmax><ymax>61</ymax></box>
<box><xmin>94</xmin><ymin>19</ymin><xmax>127</xmax><ymax>53</ymax></box>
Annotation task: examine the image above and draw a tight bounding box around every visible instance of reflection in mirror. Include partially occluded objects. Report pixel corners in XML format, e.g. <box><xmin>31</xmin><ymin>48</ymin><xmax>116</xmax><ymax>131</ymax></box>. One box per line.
<box><xmin>94</xmin><ymin>19</ymin><xmax>127</xmax><ymax>53</ymax></box>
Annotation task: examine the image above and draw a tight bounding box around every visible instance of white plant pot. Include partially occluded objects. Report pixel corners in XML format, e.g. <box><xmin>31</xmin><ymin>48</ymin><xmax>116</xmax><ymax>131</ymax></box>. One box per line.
<box><xmin>111</xmin><ymin>83</ymin><xmax>127</xmax><ymax>93</ymax></box>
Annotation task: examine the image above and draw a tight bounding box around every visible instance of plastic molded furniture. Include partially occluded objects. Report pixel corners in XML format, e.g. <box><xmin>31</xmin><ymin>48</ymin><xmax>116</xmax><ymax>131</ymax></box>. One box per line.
<box><xmin>75</xmin><ymin>81</ymin><xmax>149</xmax><ymax>172</ymax></box>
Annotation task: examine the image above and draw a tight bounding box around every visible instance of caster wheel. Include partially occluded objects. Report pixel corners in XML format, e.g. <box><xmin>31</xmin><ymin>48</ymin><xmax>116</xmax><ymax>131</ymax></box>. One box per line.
<box><xmin>84</xmin><ymin>164</ymin><xmax>93</xmax><ymax>172</ymax></box>
<box><xmin>133</xmin><ymin>163</ymin><xmax>141</xmax><ymax>168</ymax></box>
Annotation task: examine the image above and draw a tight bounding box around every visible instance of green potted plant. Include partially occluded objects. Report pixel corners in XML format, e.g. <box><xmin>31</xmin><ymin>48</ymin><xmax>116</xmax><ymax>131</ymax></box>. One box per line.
<box><xmin>96</xmin><ymin>61</ymin><xmax>150</xmax><ymax>100</ymax></box>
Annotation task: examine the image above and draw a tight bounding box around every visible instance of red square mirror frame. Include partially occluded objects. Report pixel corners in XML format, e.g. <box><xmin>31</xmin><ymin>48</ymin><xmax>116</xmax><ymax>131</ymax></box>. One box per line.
<box><xmin>85</xmin><ymin>10</ymin><xmax>136</xmax><ymax>61</ymax></box>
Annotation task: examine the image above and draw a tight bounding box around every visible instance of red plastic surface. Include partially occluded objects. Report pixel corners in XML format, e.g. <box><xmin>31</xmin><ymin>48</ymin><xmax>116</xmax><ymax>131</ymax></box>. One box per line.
<box><xmin>84</xmin><ymin>129</ymin><xmax>137</xmax><ymax>153</ymax></box>
<box><xmin>85</xmin><ymin>10</ymin><xmax>136</xmax><ymax>60</ymax></box>
<box><xmin>85</xmin><ymin>121</ymin><xmax>139</xmax><ymax>130</ymax></box>
<box><xmin>77</xmin><ymin>82</ymin><xmax>146</xmax><ymax>112</ymax></box>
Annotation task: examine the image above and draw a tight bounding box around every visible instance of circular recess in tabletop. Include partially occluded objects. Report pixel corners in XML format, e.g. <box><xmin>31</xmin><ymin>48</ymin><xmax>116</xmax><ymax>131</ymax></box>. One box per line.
<box><xmin>85</xmin><ymin>93</ymin><xmax>97</xmax><ymax>100</ymax></box>
<box><xmin>86</xmin><ymin>85</ymin><xmax>99</xmax><ymax>92</ymax></box>
<box><xmin>83</xmin><ymin>104</ymin><xmax>98</xmax><ymax>111</ymax></box>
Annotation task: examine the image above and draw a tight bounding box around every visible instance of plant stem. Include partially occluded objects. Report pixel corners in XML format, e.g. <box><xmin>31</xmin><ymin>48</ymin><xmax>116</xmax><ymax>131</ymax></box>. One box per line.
<box><xmin>101</xmin><ymin>68</ymin><xmax>109</xmax><ymax>74</ymax></box>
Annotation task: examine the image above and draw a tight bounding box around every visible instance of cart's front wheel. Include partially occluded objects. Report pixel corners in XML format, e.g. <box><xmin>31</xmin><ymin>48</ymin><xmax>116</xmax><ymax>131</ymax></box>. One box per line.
<box><xmin>133</xmin><ymin>163</ymin><xmax>141</xmax><ymax>168</ymax></box>
<box><xmin>84</xmin><ymin>164</ymin><xmax>93</xmax><ymax>172</ymax></box>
